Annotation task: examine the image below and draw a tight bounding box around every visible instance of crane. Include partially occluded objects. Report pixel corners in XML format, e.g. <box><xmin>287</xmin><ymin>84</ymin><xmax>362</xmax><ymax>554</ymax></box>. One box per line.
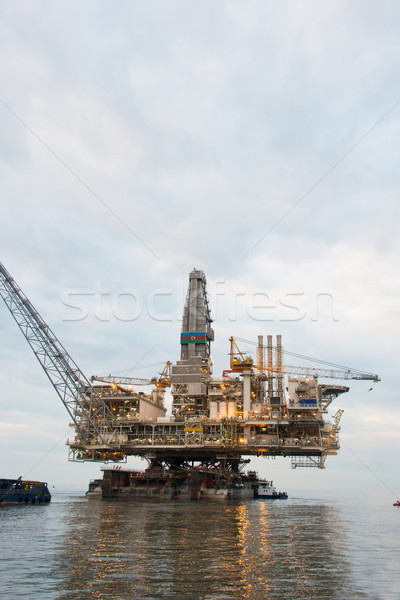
<box><xmin>261</xmin><ymin>364</ymin><xmax>380</xmax><ymax>382</ymax></box>
<box><xmin>227</xmin><ymin>337</ymin><xmax>380</xmax><ymax>382</ymax></box>
<box><xmin>92</xmin><ymin>376</ymin><xmax>153</xmax><ymax>387</ymax></box>
<box><xmin>0</xmin><ymin>261</ymin><xmax>116</xmax><ymax>446</ymax></box>
<box><xmin>92</xmin><ymin>361</ymin><xmax>171</xmax><ymax>389</ymax></box>
<box><xmin>229</xmin><ymin>337</ymin><xmax>254</xmax><ymax>371</ymax></box>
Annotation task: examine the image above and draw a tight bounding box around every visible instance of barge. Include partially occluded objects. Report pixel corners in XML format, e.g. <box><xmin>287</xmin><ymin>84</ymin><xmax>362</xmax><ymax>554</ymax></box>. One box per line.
<box><xmin>91</xmin><ymin>467</ymin><xmax>258</xmax><ymax>500</ymax></box>
<box><xmin>88</xmin><ymin>468</ymin><xmax>288</xmax><ymax>501</ymax></box>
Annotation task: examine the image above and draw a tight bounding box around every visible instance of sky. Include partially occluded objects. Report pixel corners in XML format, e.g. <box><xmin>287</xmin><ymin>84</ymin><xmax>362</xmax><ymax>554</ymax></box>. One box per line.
<box><xmin>0</xmin><ymin>0</ymin><xmax>399</xmax><ymax>495</ymax></box>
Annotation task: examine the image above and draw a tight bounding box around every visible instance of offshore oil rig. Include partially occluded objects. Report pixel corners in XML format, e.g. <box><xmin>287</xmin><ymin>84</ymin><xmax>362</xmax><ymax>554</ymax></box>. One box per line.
<box><xmin>0</xmin><ymin>264</ymin><xmax>379</xmax><ymax>499</ymax></box>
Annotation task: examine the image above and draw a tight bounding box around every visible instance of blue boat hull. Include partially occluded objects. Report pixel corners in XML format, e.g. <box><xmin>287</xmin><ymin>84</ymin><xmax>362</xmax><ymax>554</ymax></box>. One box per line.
<box><xmin>254</xmin><ymin>491</ymin><xmax>288</xmax><ymax>499</ymax></box>
<box><xmin>0</xmin><ymin>478</ymin><xmax>51</xmax><ymax>505</ymax></box>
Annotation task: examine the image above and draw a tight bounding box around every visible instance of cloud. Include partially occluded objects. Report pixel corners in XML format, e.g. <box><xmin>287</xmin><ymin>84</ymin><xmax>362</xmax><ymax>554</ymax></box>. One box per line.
<box><xmin>0</xmin><ymin>1</ymin><xmax>399</xmax><ymax>491</ymax></box>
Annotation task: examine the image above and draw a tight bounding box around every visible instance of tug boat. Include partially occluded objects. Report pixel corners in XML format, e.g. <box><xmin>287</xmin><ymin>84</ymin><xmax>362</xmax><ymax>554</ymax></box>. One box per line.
<box><xmin>254</xmin><ymin>479</ymin><xmax>288</xmax><ymax>499</ymax></box>
<box><xmin>0</xmin><ymin>477</ymin><xmax>51</xmax><ymax>505</ymax></box>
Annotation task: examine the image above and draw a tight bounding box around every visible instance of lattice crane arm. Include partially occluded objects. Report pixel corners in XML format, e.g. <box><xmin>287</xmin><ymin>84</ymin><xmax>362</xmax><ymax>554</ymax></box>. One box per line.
<box><xmin>92</xmin><ymin>361</ymin><xmax>171</xmax><ymax>389</ymax></box>
<box><xmin>235</xmin><ymin>336</ymin><xmax>380</xmax><ymax>382</ymax></box>
<box><xmin>0</xmin><ymin>261</ymin><xmax>114</xmax><ymax>442</ymax></box>
<box><xmin>92</xmin><ymin>375</ymin><xmax>152</xmax><ymax>386</ymax></box>
<box><xmin>270</xmin><ymin>364</ymin><xmax>380</xmax><ymax>382</ymax></box>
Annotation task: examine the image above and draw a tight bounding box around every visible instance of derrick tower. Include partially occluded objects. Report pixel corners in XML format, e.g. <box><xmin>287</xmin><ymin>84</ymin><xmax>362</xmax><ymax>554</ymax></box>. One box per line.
<box><xmin>180</xmin><ymin>269</ymin><xmax>214</xmax><ymax>360</ymax></box>
<box><xmin>171</xmin><ymin>269</ymin><xmax>214</xmax><ymax>418</ymax></box>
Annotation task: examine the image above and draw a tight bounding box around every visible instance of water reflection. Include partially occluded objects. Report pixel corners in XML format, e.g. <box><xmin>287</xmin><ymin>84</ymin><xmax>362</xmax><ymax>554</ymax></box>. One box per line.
<box><xmin>54</xmin><ymin>497</ymin><xmax>368</xmax><ymax>600</ymax></box>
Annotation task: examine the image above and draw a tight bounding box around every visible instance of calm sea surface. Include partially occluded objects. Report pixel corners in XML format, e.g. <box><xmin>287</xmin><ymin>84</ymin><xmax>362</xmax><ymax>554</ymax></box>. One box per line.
<box><xmin>1</xmin><ymin>490</ymin><xmax>399</xmax><ymax>600</ymax></box>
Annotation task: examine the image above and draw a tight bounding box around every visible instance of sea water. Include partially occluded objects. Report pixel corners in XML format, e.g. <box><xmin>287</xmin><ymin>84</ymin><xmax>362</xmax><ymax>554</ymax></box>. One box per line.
<box><xmin>0</xmin><ymin>490</ymin><xmax>399</xmax><ymax>600</ymax></box>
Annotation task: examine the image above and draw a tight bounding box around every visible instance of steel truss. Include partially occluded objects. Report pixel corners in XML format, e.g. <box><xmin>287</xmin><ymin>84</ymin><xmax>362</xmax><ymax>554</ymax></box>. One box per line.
<box><xmin>0</xmin><ymin>261</ymin><xmax>115</xmax><ymax>443</ymax></box>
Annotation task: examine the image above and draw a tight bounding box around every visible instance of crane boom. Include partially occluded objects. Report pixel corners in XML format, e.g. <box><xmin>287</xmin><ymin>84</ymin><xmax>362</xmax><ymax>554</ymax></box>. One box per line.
<box><xmin>92</xmin><ymin>362</ymin><xmax>171</xmax><ymax>388</ymax></box>
<box><xmin>269</xmin><ymin>364</ymin><xmax>380</xmax><ymax>382</ymax></box>
<box><xmin>92</xmin><ymin>375</ymin><xmax>152</xmax><ymax>386</ymax></box>
<box><xmin>0</xmin><ymin>261</ymin><xmax>115</xmax><ymax>442</ymax></box>
<box><xmin>233</xmin><ymin>337</ymin><xmax>380</xmax><ymax>383</ymax></box>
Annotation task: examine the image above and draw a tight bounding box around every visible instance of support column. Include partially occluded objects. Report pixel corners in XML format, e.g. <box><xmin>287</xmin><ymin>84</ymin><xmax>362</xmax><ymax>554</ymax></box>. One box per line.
<box><xmin>243</xmin><ymin>371</ymin><xmax>251</xmax><ymax>419</ymax></box>
<box><xmin>267</xmin><ymin>334</ymin><xmax>273</xmax><ymax>400</ymax></box>
<box><xmin>276</xmin><ymin>334</ymin><xmax>284</xmax><ymax>400</ymax></box>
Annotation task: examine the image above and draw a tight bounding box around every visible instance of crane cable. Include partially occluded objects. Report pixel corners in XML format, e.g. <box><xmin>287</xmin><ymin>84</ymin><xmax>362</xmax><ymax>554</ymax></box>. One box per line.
<box><xmin>340</xmin><ymin>438</ymin><xmax>399</xmax><ymax>500</ymax></box>
<box><xmin>334</xmin><ymin>385</ymin><xmax>399</xmax><ymax>500</ymax></box>
<box><xmin>22</xmin><ymin>431</ymin><xmax>70</xmax><ymax>480</ymax></box>
<box><xmin>233</xmin><ymin>337</ymin><xmax>377</xmax><ymax>376</ymax></box>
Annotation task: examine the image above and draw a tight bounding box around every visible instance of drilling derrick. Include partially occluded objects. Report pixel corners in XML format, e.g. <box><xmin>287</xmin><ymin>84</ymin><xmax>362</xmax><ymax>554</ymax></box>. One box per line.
<box><xmin>180</xmin><ymin>269</ymin><xmax>214</xmax><ymax>360</ymax></box>
<box><xmin>171</xmin><ymin>269</ymin><xmax>214</xmax><ymax>419</ymax></box>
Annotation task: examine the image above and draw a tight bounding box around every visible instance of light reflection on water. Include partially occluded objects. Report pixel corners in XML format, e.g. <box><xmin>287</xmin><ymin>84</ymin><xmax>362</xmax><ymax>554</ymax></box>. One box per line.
<box><xmin>1</xmin><ymin>493</ymin><xmax>399</xmax><ymax>600</ymax></box>
<box><xmin>53</xmin><ymin>498</ymin><xmax>366</xmax><ymax>600</ymax></box>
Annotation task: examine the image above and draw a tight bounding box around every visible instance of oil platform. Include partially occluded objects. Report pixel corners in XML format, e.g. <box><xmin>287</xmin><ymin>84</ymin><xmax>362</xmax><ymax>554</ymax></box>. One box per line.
<box><xmin>0</xmin><ymin>264</ymin><xmax>379</xmax><ymax>499</ymax></box>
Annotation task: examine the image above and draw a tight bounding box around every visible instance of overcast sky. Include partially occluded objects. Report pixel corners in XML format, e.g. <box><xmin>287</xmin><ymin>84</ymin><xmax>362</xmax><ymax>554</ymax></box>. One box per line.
<box><xmin>0</xmin><ymin>0</ymin><xmax>399</xmax><ymax>494</ymax></box>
